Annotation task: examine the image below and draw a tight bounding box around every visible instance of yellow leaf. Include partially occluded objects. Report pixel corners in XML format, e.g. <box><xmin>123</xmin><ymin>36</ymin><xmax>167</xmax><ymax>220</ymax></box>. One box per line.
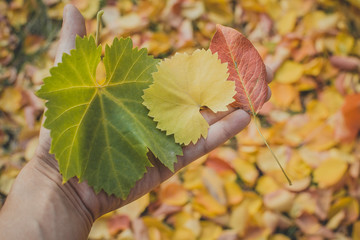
<box><xmin>269</xmin><ymin>234</ymin><xmax>291</xmax><ymax>240</ymax></box>
<box><xmin>313</xmin><ymin>158</ymin><xmax>348</xmax><ymax>188</ymax></box>
<box><xmin>256</xmin><ymin>175</ymin><xmax>281</xmax><ymax>195</ymax></box>
<box><xmin>276</xmin><ymin>11</ymin><xmax>297</xmax><ymax>35</ymax></box>
<box><xmin>274</xmin><ymin>60</ymin><xmax>304</xmax><ymax>84</ymax></box>
<box><xmin>233</xmin><ymin>158</ymin><xmax>259</xmax><ymax>186</ymax></box>
<box><xmin>192</xmin><ymin>189</ymin><xmax>227</xmax><ymax>217</ymax></box>
<box><xmin>172</xmin><ymin>212</ymin><xmax>201</xmax><ymax>239</ymax></box>
<box><xmin>172</xmin><ymin>227</ymin><xmax>196</xmax><ymax>240</ymax></box>
<box><xmin>116</xmin><ymin>194</ymin><xmax>149</xmax><ymax>220</ymax></box>
<box><xmin>148</xmin><ymin>32</ymin><xmax>172</xmax><ymax>56</ymax></box>
<box><xmin>223</xmin><ymin>173</ymin><xmax>244</xmax><ymax>205</ymax></box>
<box><xmin>303</xmin><ymin>58</ymin><xmax>324</xmax><ymax>76</ymax></box>
<box><xmin>183</xmin><ymin>167</ymin><xmax>204</xmax><ymax>190</ymax></box>
<box><xmin>263</xmin><ymin>189</ymin><xmax>295</xmax><ymax>212</ymax></box>
<box><xmin>203</xmin><ymin>0</ymin><xmax>233</xmax><ymax>24</ymax></box>
<box><xmin>142</xmin><ymin>216</ymin><xmax>173</xmax><ymax>238</ymax></box>
<box><xmin>89</xmin><ymin>217</ymin><xmax>110</xmax><ymax>239</ymax></box>
<box><xmin>143</xmin><ymin>49</ymin><xmax>234</xmax><ymax>145</ymax></box>
<box><xmin>303</xmin><ymin>11</ymin><xmax>339</xmax><ymax>34</ymax></box>
<box><xmin>229</xmin><ymin>192</ymin><xmax>262</xmax><ymax>236</ymax></box>
<box><xmin>24</xmin><ymin>137</ymin><xmax>39</xmax><ymax>162</ymax></box>
<box><xmin>199</xmin><ymin>221</ymin><xmax>222</xmax><ymax>240</ymax></box>
<box><xmin>286</xmin><ymin>151</ymin><xmax>312</xmax><ymax>180</ymax></box>
<box><xmin>0</xmin><ymin>87</ymin><xmax>22</xmax><ymax>113</ymax></box>
<box><xmin>353</xmin><ymin>221</ymin><xmax>360</xmax><ymax>240</ymax></box>
<box><xmin>289</xmin><ymin>192</ymin><xmax>316</xmax><ymax>218</ymax></box>
<box><xmin>335</xmin><ymin>32</ymin><xmax>355</xmax><ymax>56</ymax></box>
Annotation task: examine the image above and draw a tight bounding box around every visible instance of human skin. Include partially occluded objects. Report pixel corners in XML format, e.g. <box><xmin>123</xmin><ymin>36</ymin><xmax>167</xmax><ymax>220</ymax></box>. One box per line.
<box><xmin>0</xmin><ymin>4</ymin><xmax>273</xmax><ymax>240</ymax></box>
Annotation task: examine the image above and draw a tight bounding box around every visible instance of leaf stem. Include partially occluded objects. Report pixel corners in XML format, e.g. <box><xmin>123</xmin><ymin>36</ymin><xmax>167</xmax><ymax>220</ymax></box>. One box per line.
<box><xmin>232</xmin><ymin>60</ymin><xmax>292</xmax><ymax>185</ymax></box>
<box><xmin>96</xmin><ymin>10</ymin><xmax>104</xmax><ymax>46</ymax></box>
<box><xmin>251</xmin><ymin>112</ymin><xmax>292</xmax><ymax>185</ymax></box>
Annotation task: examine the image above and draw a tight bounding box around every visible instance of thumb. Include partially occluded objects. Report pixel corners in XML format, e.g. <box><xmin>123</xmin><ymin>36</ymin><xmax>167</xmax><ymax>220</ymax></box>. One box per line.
<box><xmin>55</xmin><ymin>4</ymin><xmax>86</xmax><ymax>65</ymax></box>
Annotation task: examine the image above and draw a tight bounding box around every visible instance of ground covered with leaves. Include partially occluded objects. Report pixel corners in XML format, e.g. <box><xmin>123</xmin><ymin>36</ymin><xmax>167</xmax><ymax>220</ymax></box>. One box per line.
<box><xmin>1</xmin><ymin>0</ymin><xmax>360</xmax><ymax>239</ymax></box>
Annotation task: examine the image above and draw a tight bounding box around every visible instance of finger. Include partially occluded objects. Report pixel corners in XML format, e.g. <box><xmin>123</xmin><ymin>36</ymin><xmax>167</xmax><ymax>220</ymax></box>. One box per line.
<box><xmin>38</xmin><ymin>5</ymin><xmax>86</xmax><ymax>151</ymax></box>
<box><xmin>266</xmin><ymin>65</ymin><xmax>274</xmax><ymax>83</ymax></box>
<box><xmin>201</xmin><ymin>106</ymin><xmax>236</xmax><ymax>125</ymax></box>
<box><xmin>266</xmin><ymin>87</ymin><xmax>272</xmax><ymax>102</ymax></box>
<box><xmin>177</xmin><ymin>109</ymin><xmax>250</xmax><ymax>169</ymax></box>
<box><xmin>55</xmin><ymin>4</ymin><xmax>86</xmax><ymax>65</ymax></box>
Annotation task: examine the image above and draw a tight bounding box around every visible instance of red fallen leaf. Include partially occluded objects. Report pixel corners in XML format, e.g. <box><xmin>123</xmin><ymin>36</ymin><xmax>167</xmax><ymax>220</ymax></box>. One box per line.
<box><xmin>341</xmin><ymin>94</ymin><xmax>360</xmax><ymax>136</ymax></box>
<box><xmin>330</xmin><ymin>56</ymin><xmax>360</xmax><ymax>72</ymax></box>
<box><xmin>107</xmin><ymin>215</ymin><xmax>131</xmax><ymax>236</ymax></box>
<box><xmin>205</xmin><ymin>156</ymin><xmax>234</xmax><ymax>174</ymax></box>
<box><xmin>210</xmin><ymin>24</ymin><xmax>268</xmax><ymax>113</ymax></box>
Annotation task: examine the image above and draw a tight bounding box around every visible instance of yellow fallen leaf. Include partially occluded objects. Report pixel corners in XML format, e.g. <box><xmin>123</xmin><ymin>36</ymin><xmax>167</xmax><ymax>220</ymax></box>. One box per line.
<box><xmin>320</xmin><ymin>88</ymin><xmax>344</xmax><ymax>115</ymax></box>
<box><xmin>274</xmin><ymin>60</ymin><xmax>304</xmax><ymax>84</ymax></box>
<box><xmin>143</xmin><ymin>49</ymin><xmax>234</xmax><ymax>145</ymax></box>
<box><xmin>285</xmin><ymin>151</ymin><xmax>312</xmax><ymax>180</ymax></box>
<box><xmin>335</xmin><ymin>32</ymin><xmax>355</xmax><ymax>56</ymax></box>
<box><xmin>303</xmin><ymin>11</ymin><xmax>339</xmax><ymax>34</ymax></box>
<box><xmin>202</xmin><ymin>168</ymin><xmax>226</xmax><ymax>205</ymax></box>
<box><xmin>0</xmin><ymin>87</ymin><xmax>22</xmax><ymax>113</ymax></box>
<box><xmin>173</xmin><ymin>212</ymin><xmax>201</xmax><ymax>238</ymax></box>
<box><xmin>326</xmin><ymin>210</ymin><xmax>345</xmax><ymax>230</ymax></box>
<box><xmin>172</xmin><ymin>227</ymin><xmax>196</xmax><ymax>240</ymax></box>
<box><xmin>233</xmin><ymin>158</ymin><xmax>258</xmax><ymax>186</ymax></box>
<box><xmin>353</xmin><ymin>221</ymin><xmax>360</xmax><ymax>240</ymax></box>
<box><xmin>204</xmin><ymin>0</ymin><xmax>233</xmax><ymax>24</ymax></box>
<box><xmin>269</xmin><ymin>234</ymin><xmax>291</xmax><ymax>240</ymax></box>
<box><xmin>313</xmin><ymin>158</ymin><xmax>348</xmax><ymax>188</ymax></box>
<box><xmin>223</xmin><ymin>176</ymin><xmax>244</xmax><ymax>206</ymax></box>
<box><xmin>264</xmin><ymin>189</ymin><xmax>295</xmax><ymax>212</ymax></box>
<box><xmin>276</xmin><ymin>11</ymin><xmax>297</xmax><ymax>35</ymax></box>
<box><xmin>306</xmin><ymin>100</ymin><xmax>329</xmax><ymax>121</ymax></box>
<box><xmin>303</xmin><ymin>58</ymin><xmax>324</xmax><ymax>76</ymax></box>
<box><xmin>192</xmin><ymin>189</ymin><xmax>227</xmax><ymax>217</ymax></box>
<box><xmin>116</xmin><ymin>194</ymin><xmax>150</xmax><ymax>220</ymax></box>
<box><xmin>256</xmin><ymin>175</ymin><xmax>281</xmax><ymax>195</ymax></box>
<box><xmin>89</xmin><ymin>217</ymin><xmax>110</xmax><ymax>239</ymax></box>
<box><xmin>142</xmin><ymin>216</ymin><xmax>173</xmax><ymax>238</ymax></box>
<box><xmin>148</xmin><ymin>32</ymin><xmax>172</xmax><ymax>56</ymax></box>
<box><xmin>289</xmin><ymin>192</ymin><xmax>316</xmax><ymax>218</ymax></box>
<box><xmin>199</xmin><ymin>221</ymin><xmax>222</xmax><ymax>240</ymax></box>
<box><xmin>24</xmin><ymin>137</ymin><xmax>39</xmax><ymax>162</ymax></box>
<box><xmin>328</xmin><ymin>197</ymin><xmax>359</xmax><ymax>224</ymax></box>
<box><xmin>229</xmin><ymin>192</ymin><xmax>262</xmax><ymax>236</ymax></box>
<box><xmin>306</xmin><ymin>125</ymin><xmax>337</xmax><ymax>151</ymax></box>
<box><xmin>183</xmin><ymin>167</ymin><xmax>204</xmax><ymax>190</ymax></box>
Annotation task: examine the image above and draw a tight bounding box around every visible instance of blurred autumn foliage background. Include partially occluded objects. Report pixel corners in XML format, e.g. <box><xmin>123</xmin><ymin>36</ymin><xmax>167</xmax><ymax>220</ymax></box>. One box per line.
<box><xmin>1</xmin><ymin>0</ymin><xmax>360</xmax><ymax>239</ymax></box>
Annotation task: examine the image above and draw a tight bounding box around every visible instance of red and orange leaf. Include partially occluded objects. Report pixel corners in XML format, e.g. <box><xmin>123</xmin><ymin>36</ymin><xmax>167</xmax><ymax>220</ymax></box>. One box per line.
<box><xmin>210</xmin><ymin>24</ymin><xmax>268</xmax><ymax>113</ymax></box>
<box><xmin>342</xmin><ymin>93</ymin><xmax>360</xmax><ymax>134</ymax></box>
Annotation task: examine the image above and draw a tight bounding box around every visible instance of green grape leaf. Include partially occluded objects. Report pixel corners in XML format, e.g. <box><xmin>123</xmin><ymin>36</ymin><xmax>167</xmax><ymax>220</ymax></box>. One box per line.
<box><xmin>37</xmin><ymin>36</ymin><xmax>182</xmax><ymax>199</ymax></box>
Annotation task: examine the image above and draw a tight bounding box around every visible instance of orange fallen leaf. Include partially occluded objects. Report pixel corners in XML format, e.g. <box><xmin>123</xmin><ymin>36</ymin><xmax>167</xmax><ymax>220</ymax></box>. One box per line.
<box><xmin>159</xmin><ymin>182</ymin><xmax>189</xmax><ymax>206</ymax></box>
<box><xmin>342</xmin><ymin>94</ymin><xmax>360</xmax><ymax>137</ymax></box>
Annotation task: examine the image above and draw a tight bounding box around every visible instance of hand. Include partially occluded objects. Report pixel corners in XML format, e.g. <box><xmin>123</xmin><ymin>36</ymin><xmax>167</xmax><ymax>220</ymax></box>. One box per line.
<box><xmin>0</xmin><ymin>4</ymin><xmax>273</xmax><ymax>240</ymax></box>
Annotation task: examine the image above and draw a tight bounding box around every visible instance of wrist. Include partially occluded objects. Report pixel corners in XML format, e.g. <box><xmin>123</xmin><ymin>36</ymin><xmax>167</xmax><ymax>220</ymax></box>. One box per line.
<box><xmin>0</xmin><ymin>155</ymin><xmax>94</xmax><ymax>240</ymax></box>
